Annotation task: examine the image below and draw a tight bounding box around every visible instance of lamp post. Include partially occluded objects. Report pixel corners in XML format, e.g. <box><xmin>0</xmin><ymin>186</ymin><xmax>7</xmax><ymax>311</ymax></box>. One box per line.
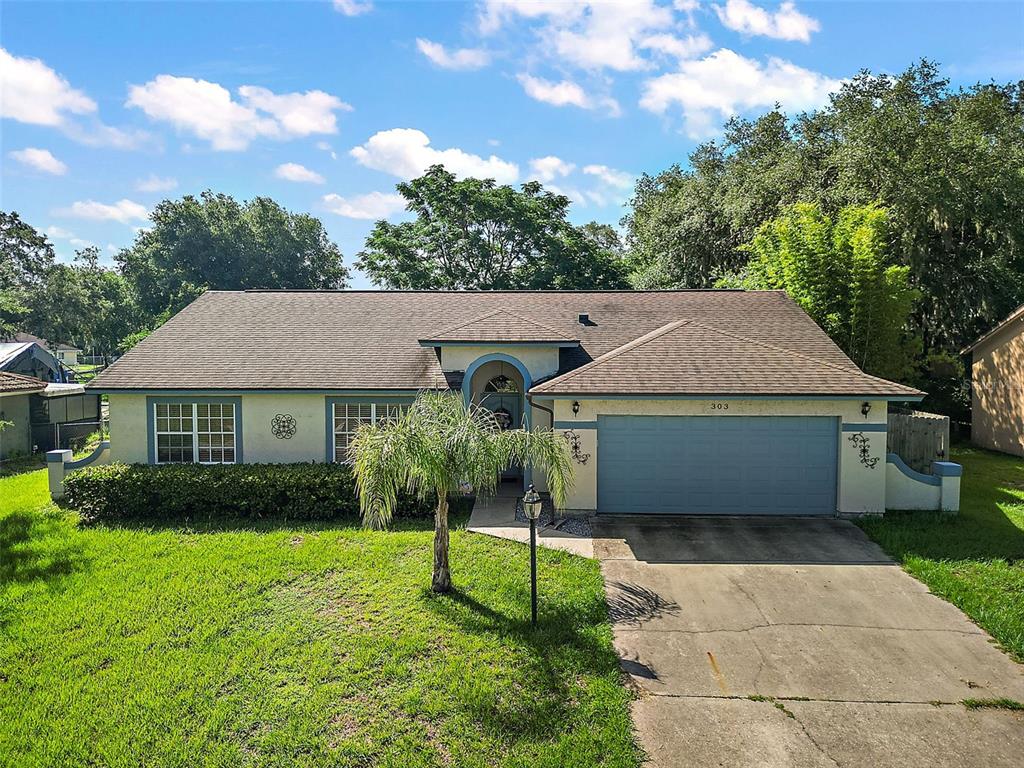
<box><xmin>523</xmin><ymin>483</ymin><xmax>543</xmax><ymax>626</ymax></box>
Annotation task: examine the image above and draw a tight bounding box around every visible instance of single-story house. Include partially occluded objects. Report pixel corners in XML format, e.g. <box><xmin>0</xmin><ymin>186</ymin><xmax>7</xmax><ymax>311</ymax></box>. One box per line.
<box><xmin>81</xmin><ymin>289</ymin><xmax>960</xmax><ymax>516</ymax></box>
<box><xmin>0</xmin><ymin>372</ymin><xmax>48</xmax><ymax>460</ymax></box>
<box><xmin>963</xmin><ymin>303</ymin><xmax>1024</xmax><ymax>457</ymax></box>
<box><xmin>4</xmin><ymin>332</ymin><xmax>81</xmax><ymax>366</ymax></box>
<box><xmin>0</xmin><ymin>339</ymin><xmax>75</xmax><ymax>383</ymax></box>
<box><xmin>0</xmin><ymin>371</ymin><xmax>103</xmax><ymax>459</ymax></box>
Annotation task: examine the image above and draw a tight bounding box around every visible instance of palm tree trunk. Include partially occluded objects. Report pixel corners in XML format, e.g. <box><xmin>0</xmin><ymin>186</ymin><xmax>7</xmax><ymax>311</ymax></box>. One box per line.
<box><xmin>431</xmin><ymin>490</ymin><xmax>451</xmax><ymax>593</ymax></box>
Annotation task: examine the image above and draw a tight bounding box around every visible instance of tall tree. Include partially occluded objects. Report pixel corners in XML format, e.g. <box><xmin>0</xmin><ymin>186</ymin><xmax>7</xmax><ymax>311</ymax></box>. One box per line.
<box><xmin>117</xmin><ymin>192</ymin><xmax>349</xmax><ymax>323</ymax></box>
<box><xmin>357</xmin><ymin>165</ymin><xmax>629</xmax><ymax>290</ymax></box>
<box><xmin>731</xmin><ymin>202</ymin><xmax>920</xmax><ymax>381</ymax></box>
<box><xmin>29</xmin><ymin>247</ymin><xmax>138</xmax><ymax>356</ymax></box>
<box><xmin>625</xmin><ymin>61</ymin><xmax>1024</xmax><ymax>355</ymax></box>
<box><xmin>0</xmin><ymin>212</ymin><xmax>55</xmax><ymax>338</ymax></box>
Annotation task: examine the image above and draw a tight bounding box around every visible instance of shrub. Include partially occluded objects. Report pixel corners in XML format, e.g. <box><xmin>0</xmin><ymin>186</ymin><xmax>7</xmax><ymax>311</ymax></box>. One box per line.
<box><xmin>63</xmin><ymin>462</ymin><xmax>448</xmax><ymax>523</ymax></box>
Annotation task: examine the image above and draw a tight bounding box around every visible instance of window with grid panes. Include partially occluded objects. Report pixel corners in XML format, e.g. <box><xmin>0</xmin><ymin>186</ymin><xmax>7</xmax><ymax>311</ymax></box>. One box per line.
<box><xmin>332</xmin><ymin>402</ymin><xmax>408</xmax><ymax>462</ymax></box>
<box><xmin>154</xmin><ymin>402</ymin><xmax>236</xmax><ymax>464</ymax></box>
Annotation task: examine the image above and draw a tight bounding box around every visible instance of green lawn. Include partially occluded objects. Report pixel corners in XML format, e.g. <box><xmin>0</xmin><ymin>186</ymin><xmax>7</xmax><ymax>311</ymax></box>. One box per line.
<box><xmin>859</xmin><ymin>447</ymin><xmax>1024</xmax><ymax>662</ymax></box>
<box><xmin>0</xmin><ymin>471</ymin><xmax>640</xmax><ymax>768</ymax></box>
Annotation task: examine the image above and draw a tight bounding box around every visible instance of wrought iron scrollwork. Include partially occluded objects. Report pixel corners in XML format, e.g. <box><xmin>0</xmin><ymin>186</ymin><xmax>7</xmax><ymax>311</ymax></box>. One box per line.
<box><xmin>847</xmin><ymin>431</ymin><xmax>879</xmax><ymax>469</ymax></box>
<box><xmin>271</xmin><ymin>413</ymin><xmax>297</xmax><ymax>439</ymax></box>
<box><xmin>562</xmin><ymin>429</ymin><xmax>591</xmax><ymax>465</ymax></box>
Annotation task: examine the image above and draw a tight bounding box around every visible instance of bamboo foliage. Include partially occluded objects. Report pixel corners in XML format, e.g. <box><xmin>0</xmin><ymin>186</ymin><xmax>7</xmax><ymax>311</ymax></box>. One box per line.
<box><xmin>743</xmin><ymin>202</ymin><xmax>921</xmax><ymax>381</ymax></box>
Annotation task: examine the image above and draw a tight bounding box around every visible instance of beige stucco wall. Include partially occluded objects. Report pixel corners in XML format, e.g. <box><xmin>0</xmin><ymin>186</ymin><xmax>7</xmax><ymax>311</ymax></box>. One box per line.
<box><xmin>553</xmin><ymin>398</ymin><xmax>888</xmax><ymax>515</ymax></box>
<box><xmin>107</xmin><ymin>393</ymin><xmax>150</xmax><ymax>463</ymax></box>
<box><xmin>440</xmin><ymin>345</ymin><xmax>560</xmax><ymax>383</ymax></box>
<box><xmin>0</xmin><ymin>392</ymin><xmax>33</xmax><ymax>459</ymax></box>
<box><xmin>108</xmin><ymin>392</ymin><xmax>333</xmax><ymax>464</ymax></box>
<box><xmin>242</xmin><ymin>393</ymin><xmax>328</xmax><ymax>463</ymax></box>
<box><xmin>971</xmin><ymin>321</ymin><xmax>1024</xmax><ymax>457</ymax></box>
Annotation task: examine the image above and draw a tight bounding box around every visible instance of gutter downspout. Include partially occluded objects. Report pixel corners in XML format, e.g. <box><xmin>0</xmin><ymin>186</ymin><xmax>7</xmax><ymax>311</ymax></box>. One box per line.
<box><xmin>526</xmin><ymin>394</ymin><xmax>559</xmax><ymax>526</ymax></box>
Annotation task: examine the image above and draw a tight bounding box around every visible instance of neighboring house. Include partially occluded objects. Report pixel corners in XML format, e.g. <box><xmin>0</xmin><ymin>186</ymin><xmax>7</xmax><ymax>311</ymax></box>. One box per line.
<box><xmin>3</xmin><ymin>332</ymin><xmax>81</xmax><ymax>368</ymax></box>
<box><xmin>53</xmin><ymin>343</ymin><xmax>82</xmax><ymax>367</ymax></box>
<box><xmin>0</xmin><ymin>340</ymin><xmax>75</xmax><ymax>383</ymax></box>
<box><xmin>963</xmin><ymin>303</ymin><xmax>1024</xmax><ymax>457</ymax></box>
<box><xmin>86</xmin><ymin>289</ymin><xmax>947</xmax><ymax>516</ymax></box>
<box><xmin>0</xmin><ymin>372</ymin><xmax>47</xmax><ymax>460</ymax></box>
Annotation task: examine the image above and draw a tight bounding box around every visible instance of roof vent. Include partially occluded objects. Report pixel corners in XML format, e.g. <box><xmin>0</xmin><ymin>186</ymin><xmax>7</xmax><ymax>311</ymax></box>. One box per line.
<box><xmin>578</xmin><ymin>313</ymin><xmax>590</xmax><ymax>325</ymax></box>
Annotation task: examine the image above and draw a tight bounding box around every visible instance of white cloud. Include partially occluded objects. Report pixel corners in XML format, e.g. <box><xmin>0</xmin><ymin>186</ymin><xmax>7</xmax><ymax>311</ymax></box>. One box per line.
<box><xmin>316</xmin><ymin>140</ymin><xmax>338</xmax><ymax>159</ymax></box>
<box><xmin>548</xmin><ymin>1</ymin><xmax>675</xmax><ymax>72</ymax></box>
<box><xmin>70</xmin><ymin>237</ymin><xmax>94</xmax><ymax>249</ymax></box>
<box><xmin>640</xmin><ymin>48</ymin><xmax>841</xmax><ymax>137</ymax></box>
<box><xmin>274</xmin><ymin>162</ymin><xmax>325</xmax><ymax>184</ymax></box>
<box><xmin>323</xmin><ymin>191</ymin><xmax>406</xmax><ymax>220</ymax></box>
<box><xmin>481</xmin><ymin>1</ymin><xmax>689</xmax><ymax>72</ymax></box>
<box><xmin>641</xmin><ymin>32</ymin><xmax>714</xmax><ymax>60</ymax></box>
<box><xmin>517</xmin><ymin>74</ymin><xmax>621</xmax><ymax>116</ymax></box>
<box><xmin>238</xmin><ymin>85</ymin><xmax>351</xmax><ymax>135</ymax></box>
<box><xmin>334</xmin><ymin>0</ymin><xmax>372</xmax><ymax>15</ymax></box>
<box><xmin>0</xmin><ymin>47</ymin><xmax>96</xmax><ymax>126</ymax></box>
<box><xmin>478</xmin><ymin>0</ymin><xmax>582</xmax><ymax>35</ymax></box>
<box><xmin>583</xmin><ymin>164</ymin><xmax>633</xmax><ymax>188</ymax></box>
<box><xmin>713</xmin><ymin>0</ymin><xmax>819</xmax><ymax>42</ymax></box>
<box><xmin>44</xmin><ymin>226</ymin><xmax>73</xmax><ymax>239</ymax></box>
<box><xmin>529</xmin><ymin>156</ymin><xmax>575</xmax><ymax>183</ymax></box>
<box><xmin>136</xmin><ymin>174</ymin><xmax>178</xmax><ymax>192</ymax></box>
<box><xmin>55</xmin><ymin>199</ymin><xmax>149</xmax><ymax>224</ymax></box>
<box><xmin>416</xmin><ymin>38</ymin><xmax>491</xmax><ymax>71</ymax></box>
<box><xmin>350</xmin><ymin>128</ymin><xmax>519</xmax><ymax>183</ymax></box>
<box><xmin>126</xmin><ymin>75</ymin><xmax>351</xmax><ymax>151</ymax></box>
<box><xmin>9</xmin><ymin>147</ymin><xmax>67</xmax><ymax>175</ymax></box>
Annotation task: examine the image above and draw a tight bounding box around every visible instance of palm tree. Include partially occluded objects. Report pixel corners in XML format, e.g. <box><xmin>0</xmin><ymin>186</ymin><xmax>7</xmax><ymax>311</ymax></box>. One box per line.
<box><xmin>350</xmin><ymin>391</ymin><xmax>574</xmax><ymax>593</ymax></box>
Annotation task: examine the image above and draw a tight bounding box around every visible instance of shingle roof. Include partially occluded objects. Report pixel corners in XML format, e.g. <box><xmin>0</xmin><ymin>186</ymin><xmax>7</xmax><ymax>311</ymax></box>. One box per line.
<box><xmin>0</xmin><ymin>371</ymin><xmax>48</xmax><ymax>395</ymax></box>
<box><xmin>420</xmin><ymin>309</ymin><xmax>578</xmax><ymax>344</ymax></box>
<box><xmin>962</xmin><ymin>303</ymin><xmax>1024</xmax><ymax>354</ymax></box>
<box><xmin>88</xmin><ymin>289</ymin><xmax>919</xmax><ymax>398</ymax></box>
<box><xmin>530</xmin><ymin>320</ymin><xmax>924</xmax><ymax>398</ymax></box>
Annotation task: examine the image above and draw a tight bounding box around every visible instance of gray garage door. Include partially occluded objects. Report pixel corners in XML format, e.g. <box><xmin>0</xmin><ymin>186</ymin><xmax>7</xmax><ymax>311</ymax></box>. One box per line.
<box><xmin>597</xmin><ymin>415</ymin><xmax>838</xmax><ymax>515</ymax></box>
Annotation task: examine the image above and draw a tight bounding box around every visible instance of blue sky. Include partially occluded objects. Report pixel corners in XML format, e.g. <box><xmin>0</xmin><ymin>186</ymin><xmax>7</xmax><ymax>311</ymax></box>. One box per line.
<box><xmin>2</xmin><ymin>1</ymin><xmax>1022</xmax><ymax>288</ymax></box>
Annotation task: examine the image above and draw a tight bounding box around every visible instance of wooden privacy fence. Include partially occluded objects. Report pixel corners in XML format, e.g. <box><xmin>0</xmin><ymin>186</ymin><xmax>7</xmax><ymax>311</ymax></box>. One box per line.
<box><xmin>887</xmin><ymin>411</ymin><xmax>950</xmax><ymax>473</ymax></box>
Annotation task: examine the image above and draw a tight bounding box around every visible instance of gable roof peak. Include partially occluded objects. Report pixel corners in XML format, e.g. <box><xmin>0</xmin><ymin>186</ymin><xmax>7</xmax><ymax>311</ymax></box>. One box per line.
<box><xmin>420</xmin><ymin>307</ymin><xmax>579</xmax><ymax>345</ymax></box>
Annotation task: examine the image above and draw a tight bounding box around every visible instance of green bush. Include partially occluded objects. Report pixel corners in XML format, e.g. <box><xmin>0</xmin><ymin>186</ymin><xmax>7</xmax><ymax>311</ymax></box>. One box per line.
<box><xmin>63</xmin><ymin>462</ymin><xmax>443</xmax><ymax>523</ymax></box>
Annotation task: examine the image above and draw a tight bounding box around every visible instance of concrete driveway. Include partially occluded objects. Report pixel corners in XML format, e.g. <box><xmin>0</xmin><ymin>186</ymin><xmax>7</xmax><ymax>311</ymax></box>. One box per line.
<box><xmin>593</xmin><ymin>516</ymin><xmax>1024</xmax><ymax>768</ymax></box>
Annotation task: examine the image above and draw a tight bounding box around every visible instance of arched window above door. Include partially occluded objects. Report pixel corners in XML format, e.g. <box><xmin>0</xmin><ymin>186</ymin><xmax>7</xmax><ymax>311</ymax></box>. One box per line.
<box><xmin>484</xmin><ymin>374</ymin><xmax>519</xmax><ymax>393</ymax></box>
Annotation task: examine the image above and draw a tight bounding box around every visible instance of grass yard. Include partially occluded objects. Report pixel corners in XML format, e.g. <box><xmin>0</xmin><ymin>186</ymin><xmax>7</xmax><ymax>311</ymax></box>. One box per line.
<box><xmin>0</xmin><ymin>470</ymin><xmax>640</xmax><ymax>768</ymax></box>
<box><xmin>859</xmin><ymin>447</ymin><xmax>1024</xmax><ymax>662</ymax></box>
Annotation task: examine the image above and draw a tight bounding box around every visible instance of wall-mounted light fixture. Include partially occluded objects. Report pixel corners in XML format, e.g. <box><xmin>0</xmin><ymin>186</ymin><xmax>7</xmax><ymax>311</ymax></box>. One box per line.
<box><xmin>572</xmin><ymin>400</ymin><xmax>580</xmax><ymax>416</ymax></box>
<box><xmin>861</xmin><ymin>401</ymin><xmax>872</xmax><ymax>418</ymax></box>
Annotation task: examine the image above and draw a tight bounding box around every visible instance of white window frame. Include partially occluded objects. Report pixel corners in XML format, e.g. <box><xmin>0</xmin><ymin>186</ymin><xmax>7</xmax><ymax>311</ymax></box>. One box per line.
<box><xmin>331</xmin><ymin>402</ymin><xmax>407</xmax><ymax>463</ymax></box>
<box><xmin>154</xmin><ymin>402</ymin><xmax>237</xmax><ymax>465</ymax></box>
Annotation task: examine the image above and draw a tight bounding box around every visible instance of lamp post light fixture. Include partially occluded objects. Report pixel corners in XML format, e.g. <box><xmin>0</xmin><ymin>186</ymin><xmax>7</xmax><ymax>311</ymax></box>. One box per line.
<box><xmin>523</xmin><ymin>483</ymin><xmax>543</xmax><ymax>626</ymax></box>
<box><xmin>861</xmin><ymin>401</ymin><xmax>872</xmax><ymax>418</ymax></box>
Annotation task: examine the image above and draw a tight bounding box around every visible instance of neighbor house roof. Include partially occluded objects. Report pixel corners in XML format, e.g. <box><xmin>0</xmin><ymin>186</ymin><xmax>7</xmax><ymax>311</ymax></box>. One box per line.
<box><xmin>419</xmin><ymin>309</ymin><xmax>578</xmax><ymax>345</ymax></box>
<box><xmin>962</xmin><ymin>303</ymin><xmax>1024</xmax><ymax>354</ymax></box>
<box><xmin>88</xmin><ymin>289</ymin><xmax>920</xmax><ymax>399</ymax></box>
<box><xmin>531</xmin><ymin>320</ymin><xmax>924</xmax><ymax>398</ymax></box>
<box><xmin>1</xmin><ymin>332</ymin><xmax>79</xmax><ymax>352</ymax></box>
<box><xmin>0</xmin><ymin>371</ymin><xmax>48</xmax><ymax>395</ymax></box>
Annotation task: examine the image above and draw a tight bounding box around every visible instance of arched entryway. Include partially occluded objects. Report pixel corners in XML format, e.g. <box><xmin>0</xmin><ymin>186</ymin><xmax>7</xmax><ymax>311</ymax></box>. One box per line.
<box><xmin>463</xmin><ymin>353</ymin><xmax>531</xmax><ymax>482</ymax></box>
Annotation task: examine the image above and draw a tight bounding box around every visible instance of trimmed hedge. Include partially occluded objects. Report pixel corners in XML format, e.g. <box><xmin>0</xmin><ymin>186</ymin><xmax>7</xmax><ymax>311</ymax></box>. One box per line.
<box><xmin>63</xmin><ymin>462</ymin><xmax>441</xmax><ymax>523</ymax></box>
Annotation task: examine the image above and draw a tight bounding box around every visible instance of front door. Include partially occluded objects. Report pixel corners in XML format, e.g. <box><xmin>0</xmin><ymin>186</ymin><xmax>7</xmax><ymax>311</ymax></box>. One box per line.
<box><xmin>480</xmin><ymin>392</ymin><xmax>523</xmax><ymax>479</ymax></box>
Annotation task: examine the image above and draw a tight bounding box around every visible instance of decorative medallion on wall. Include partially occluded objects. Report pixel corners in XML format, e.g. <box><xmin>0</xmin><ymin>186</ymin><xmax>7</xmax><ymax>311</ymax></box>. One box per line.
<box><xmin>271</xmin><ymin>413</ymin><xmax>297</xmax><ymax>439</ymax></box>
<box><xmin>562</xmin><ymin>429</ymin><xmax>591</xmax><ymax>465</ymax></box>
<box><xmin>847</xmin><ymin>432</ymin><xmax>879</xmax><ymax>469</ymax></box>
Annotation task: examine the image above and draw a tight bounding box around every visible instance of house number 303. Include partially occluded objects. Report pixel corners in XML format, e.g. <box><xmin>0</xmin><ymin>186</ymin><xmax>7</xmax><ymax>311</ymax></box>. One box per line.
<box><xmin>710</xmin><ymin>403</ymin><xmax>729</xmax><ymax>410</ymax></box>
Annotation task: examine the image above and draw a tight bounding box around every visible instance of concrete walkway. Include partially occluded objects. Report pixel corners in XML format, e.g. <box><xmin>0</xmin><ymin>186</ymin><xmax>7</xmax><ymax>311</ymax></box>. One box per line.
<box><xmin>466</xmin><ymin>486</ymin><xmax>594</xmax><ymax>558</ymax></box>
<box><xmin>594</xmin><ymin>515</ymin><xmax>1024</xmax><ymax>768</ymax></box>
